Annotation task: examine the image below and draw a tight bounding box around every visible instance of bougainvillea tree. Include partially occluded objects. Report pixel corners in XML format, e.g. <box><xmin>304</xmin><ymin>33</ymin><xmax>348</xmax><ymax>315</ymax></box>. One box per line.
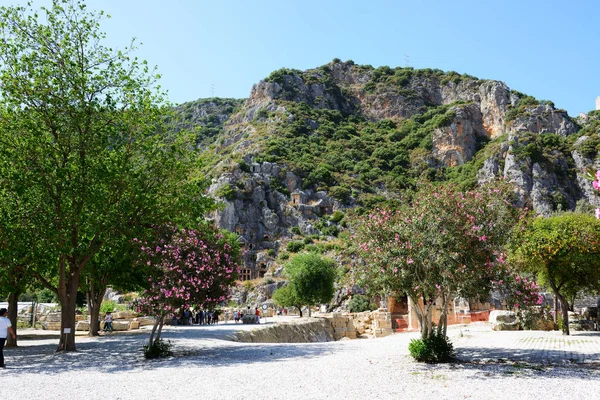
<box><xmin>136</xmin><ymin>225</ymin><xmax>240</xmax><ymax>349</ymax></box>
<box><xmin>352</xmin><ymin>180</ymin><xmax>538</xmax><ymax>339</ymax></box>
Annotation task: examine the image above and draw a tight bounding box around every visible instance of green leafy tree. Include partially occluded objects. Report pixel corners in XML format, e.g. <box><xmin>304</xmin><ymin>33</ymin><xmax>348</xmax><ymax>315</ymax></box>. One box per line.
<box><xmin>272</xmin><ymin>253</ymin><xmax>336</xmax><ymax>317</ymax></box>
<box><xmin>81</xmin><ymin>238</ymin><xmax>149</xmax><ymax>336</ymax></box>
<box><xmin>510</xmin><ymin>213</ymin><xmax>600</xmax><ymax>335</ymax></box>
<box><xmin>0</xmin><ymin>0</ymin><xmax>212</xmax><ymax>351</ymax></box>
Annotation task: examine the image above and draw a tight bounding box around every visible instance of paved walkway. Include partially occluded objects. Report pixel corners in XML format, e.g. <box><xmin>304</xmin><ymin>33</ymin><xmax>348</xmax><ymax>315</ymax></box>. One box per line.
<box><xmin>449</xmin><ymin>323</ymin><xmax>600</xmax><ymax>364</ymax></box>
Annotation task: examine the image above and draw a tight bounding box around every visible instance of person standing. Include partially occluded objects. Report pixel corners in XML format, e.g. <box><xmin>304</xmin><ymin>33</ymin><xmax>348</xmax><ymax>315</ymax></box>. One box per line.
<box><xmin>255</xmin><ymin>307</ymin><xmax>260</xmax><ymax>324</ymax></box>
<box><xmin>0</xmin><ymin>308</ymin><xmax>16</xmax><ymax>368</ymax></box>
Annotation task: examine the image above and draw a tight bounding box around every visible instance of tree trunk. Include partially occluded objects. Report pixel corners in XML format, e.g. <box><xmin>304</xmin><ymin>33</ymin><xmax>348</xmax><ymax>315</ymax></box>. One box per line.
<box><xmin>155</xmin><ymin>316</ymin><xmax>165</xmax><ymax>344</ymax></box>
<box><xmin>6</xmin><ymin>291</ymin><xmax>19</xmax><ymax>348</ymax></box>
<box><xmin>298</xmin><ymin>306</ymin><xmax>303</xmax><ymax>318</ymax></box>
<box><xmin>557</xmin><ymin>293</ymin><xmax>570</xmax><ymax>335</ymax></box>
<box><xmin>87</xmin><ymin>285</ymin><xmax>106</xmax><ymax>337</ymax></box>
<box><xmin>148</xmin><ymin>316</ymin><xmax>161</xmax><ymax>348</ymax></box>
<box><xmin>437</xmin><ymin>292</ymin><xmax>449</xmax><ymax>337</ymax></box>
<box><xmin>57</xmin><ymin>266</ymin><xmax>81</xmax><ymax>352</ymax></box>
<box><xmin>553</xmin><ymin>295</ymin><xmax>559</xmax><ymax>324</ymax></box>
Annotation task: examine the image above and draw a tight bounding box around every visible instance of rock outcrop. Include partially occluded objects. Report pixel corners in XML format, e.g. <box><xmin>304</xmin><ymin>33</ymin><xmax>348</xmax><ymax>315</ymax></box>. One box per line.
<box><xmin>190</xmin><ymin>61</ymin><xmax>597</xmax><ymax>275</ymax></box>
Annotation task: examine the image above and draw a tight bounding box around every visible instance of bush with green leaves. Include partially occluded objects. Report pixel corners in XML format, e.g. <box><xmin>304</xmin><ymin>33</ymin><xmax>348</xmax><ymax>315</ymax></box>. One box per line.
<box><xmin>286</xmin><ymin>241</ymin><xmax>305</xmax><ymax>253</ymax></box>
<box><xmin>38</xmin><ymin>288</ymin><xmax>58</xmax><ymax>303</ymax></box>
<box><xmin>408</xmin><ymin>330</ymin><xmax>455</xmax><ymax>363</ymax></box>
<box><xmin>143</xmin><ymin>339</ymin><xmax>173</xmax><ymax>359</ymax></box>
<box><xmin>100</xmin><ymin>300</ymin><xmax>117</xmax><ymax>314</ymax></box>
<box><xmin>214</xmin><ymin>183</ymin><xmax>237</xmax><ymax>201</ymax></box>
<box><xmin>347</xmin><ymin>295</ymin><xmax>374</xmax><ymax>313</ymax></box>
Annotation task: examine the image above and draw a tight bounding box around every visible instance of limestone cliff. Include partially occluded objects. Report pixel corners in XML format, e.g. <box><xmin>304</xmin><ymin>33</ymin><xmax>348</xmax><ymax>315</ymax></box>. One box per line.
<box><xmin>185</xmin><ymin>61</ymin><xmax>598</xmax><ymax>276</ymax></box>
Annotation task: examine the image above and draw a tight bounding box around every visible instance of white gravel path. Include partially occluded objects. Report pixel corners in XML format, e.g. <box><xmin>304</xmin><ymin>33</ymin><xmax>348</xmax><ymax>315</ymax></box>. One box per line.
<box><xmin>2</xmin><ymin>320</ymin><xmax>599</xmax><ymax>400</ymax></box>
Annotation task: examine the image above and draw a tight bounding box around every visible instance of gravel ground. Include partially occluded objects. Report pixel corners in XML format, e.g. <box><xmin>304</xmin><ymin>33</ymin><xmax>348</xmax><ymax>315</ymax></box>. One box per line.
<box><xmin>1</xmin><ymin>319</ymin><xmax>599</xmax><ymax>400</ymax></box>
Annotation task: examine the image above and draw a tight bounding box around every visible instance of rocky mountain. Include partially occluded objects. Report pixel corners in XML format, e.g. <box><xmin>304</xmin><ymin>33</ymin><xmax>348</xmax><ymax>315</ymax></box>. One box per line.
<box><xmin>177</xmin><ymin>60</ymin><xmax>600</xmax><ymax>278</ymax></box>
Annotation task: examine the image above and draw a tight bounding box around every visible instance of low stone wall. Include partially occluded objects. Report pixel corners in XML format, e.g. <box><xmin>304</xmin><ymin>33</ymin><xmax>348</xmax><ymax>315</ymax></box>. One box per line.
<box><xmin>231</xmin><ymin>318</ymin><xmax>335</xmax><ymax>343</ymax></box>
<box><xmin>232</xmin><ymin>311</ymin><xmax>395</xmax><ymax>343</ymax></box>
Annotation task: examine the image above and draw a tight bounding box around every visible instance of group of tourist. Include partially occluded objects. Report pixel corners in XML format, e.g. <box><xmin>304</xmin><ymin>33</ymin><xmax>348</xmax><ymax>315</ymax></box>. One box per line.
<box><xmin>177</xmin><ymin>309</ymin><xmax>219</xmax><ymax>326</ymax></box>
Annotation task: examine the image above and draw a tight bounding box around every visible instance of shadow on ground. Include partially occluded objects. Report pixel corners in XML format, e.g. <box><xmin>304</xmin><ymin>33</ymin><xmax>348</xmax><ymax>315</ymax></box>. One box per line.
<box><xmin>2</xmin><ymin>324</ymin><xmax>339</xmax><ymax>375</ymax></box>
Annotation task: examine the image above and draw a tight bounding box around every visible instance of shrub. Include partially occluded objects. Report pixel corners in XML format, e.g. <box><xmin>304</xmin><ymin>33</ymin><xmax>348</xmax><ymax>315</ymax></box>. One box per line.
<box><xmin>38</xmin><ymin>288</ymin><xmax>58</xmax><ymax>303</ymax></box>
<box><xmin>329</xmin><ymin>185</ymin><xmax>351</xmax><ymax>203</ymax></box>
<box><xmin>266</xmin><ymin>249</ymin><xmax>276</xmax><ymax>257</ymax></box>
<box><xmin>290</xmin><ymin>226</ymin><xmax>301</xmax><ymax>235</ymax></box>
<box><xmin>287</xmin><ymin>241</ymin><xmax>305</xmax><ymax>252</ymax></box>
<box><xmin>143</xmin><ymin>339</ymin><xmax>173</xmax><ymax>359</ymax></box>
<box><xmin>303</xmin><ymin>237</ymin><xmax>314</xmax><ymax>245</ymax></box>
<box><xmin>239</xmin><ymin>160</ymin><xmax>250</xmax><ymax>173</ymax></box>
<box><xmin>304</xmin><ymin>244</ymin><xmax>321</xmax><ymax>253</ymax></box>
<box><xmin>214</xmin><ymin>183</ymin><xmax>237</xmax><ymax>201</ymax></box>
<box><xmin>347</xmin><ymin>295</ymin><xmax>374</xmax><ymax>313</ymax></box>
<box><xmin>329</xmin><ymin>210</ymin><xmax>345</xmax><ymax>223</ymax></box>
<box><xmin>408</xmin><ymin>330</ymin><xmax>455</xmax><ymax>363</ymax></box>
<box><xmin>279</xmin><ymin>252</ymin><xmax>290</xmax><ymax>260</ymax></box>
<box><xmin>263</xmin><ymin>277</ymin><xmax>274</xmax><ymax>285</ymax></box>
<box><xmin>321</xmin><ymin>225</ymin><xmax>339</xmax><ymax>237</ymax></box>
<box><xmin>100</xmin><ymin>300</ymin><xmax>117</xmax><ymax>314</ymax></box>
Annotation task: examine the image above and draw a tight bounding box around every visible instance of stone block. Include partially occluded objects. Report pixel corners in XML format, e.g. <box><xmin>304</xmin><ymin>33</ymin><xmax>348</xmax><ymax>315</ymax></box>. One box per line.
<box><xmin>135</xmin><ymin>316</ymin><xmax>155</xmax><ymax>326</ymax></box>
<box><xmin>112</xmin><ymin>320</ymin><xmax>130</xmax><ymax>331</ymax></box>
<box><xmin>129</xmin><ymin>320</ymin><xmax>140</xmax><ymax>330</ymax></box>
<box><xmin>113</xmin><ymin>311</ymin><xmax>136</xmax><ymax>320</ymax></box>
<box><xmin>76</xmin><ymin>320</ymin><xmax>90</xmax><ymax>331</ymax></box>
<box><xmin>42</xmin><ymin>322</ymin><xmax>61</xmax><ymax>330</ymax></box>
<box><xmin>45</xmin><ymin>312</ymin><xmax>62</xmax><ymax>323</ymax></box>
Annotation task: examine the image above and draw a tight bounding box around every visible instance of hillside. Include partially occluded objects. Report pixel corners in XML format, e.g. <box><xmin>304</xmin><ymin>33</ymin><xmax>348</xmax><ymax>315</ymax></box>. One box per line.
<box><xmin>176</xmin><ymin>60</ymin><xmax>600</xmax><ymax>279</ymax></box>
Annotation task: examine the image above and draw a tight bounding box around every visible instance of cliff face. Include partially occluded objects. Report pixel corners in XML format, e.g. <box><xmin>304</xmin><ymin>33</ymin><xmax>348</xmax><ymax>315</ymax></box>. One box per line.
<box><xmin>190</xmin><ymin>61</ymin><xmax>597</xmax><ymax>276</ymax></box>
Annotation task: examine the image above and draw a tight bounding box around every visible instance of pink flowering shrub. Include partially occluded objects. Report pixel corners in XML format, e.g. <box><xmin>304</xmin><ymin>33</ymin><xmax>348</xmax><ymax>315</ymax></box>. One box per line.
<box><xmin>352</xmin><ymin>180</ymin><xmax>534</xmax><ymax>339</ymax></box>
<box><xmin>135</xmin><ymin>224</ymin><xmax>240</xmax><ymax>349</ymax></box>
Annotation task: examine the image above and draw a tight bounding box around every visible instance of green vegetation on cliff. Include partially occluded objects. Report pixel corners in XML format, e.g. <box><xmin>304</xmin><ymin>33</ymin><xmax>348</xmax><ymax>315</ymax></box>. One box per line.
<box><xmin>253</xmin><ymin>100</ymin><xmax>457</xmax><ymax>196</ymax></box>
<box><xmin>170</xmin><ymin>97</ymin><xmax>244</xmax><ymax>147</ymax></box>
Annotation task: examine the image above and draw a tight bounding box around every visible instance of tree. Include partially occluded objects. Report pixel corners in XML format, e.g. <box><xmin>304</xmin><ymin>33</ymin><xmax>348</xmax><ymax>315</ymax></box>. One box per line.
<box><xmin>136</xmin><ymin>225</ymin><xmax>240</xmax><ymax>352</ymax></box>
<box><xmin>0</xmin><ymin>1</ymin><xmax>212</xmax><ymax>351</ymax></box>
<box><xmin>0</xmin><ymin>188</ymin><xmax>52</xmax><ymax>347</ymax></box>
<box><xmin>273</xmin><ymin>253</ymin><xmax>336</xmax><ymax>317</ymax></box>
<box><xmin>510</xmin><ymin>213</ymin><xmax>600</xmax><ymax>335</ymax></box>
<box><xmin>352</xmin><ymin>181</ymin><xmax>533</xmax><ymax>339</ymax></box>
<box><xmin>82</xmin><ymin>238</ymin><xmax>147</xmax><ymax>336</ymax></box>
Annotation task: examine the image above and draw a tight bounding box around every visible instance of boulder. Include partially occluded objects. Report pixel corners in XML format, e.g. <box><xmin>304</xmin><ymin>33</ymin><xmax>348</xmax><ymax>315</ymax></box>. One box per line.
<box><xmin>42</xmin><ymin>322</ymin><xmax>61</xmax><ymax>330</ymax></box>
<box><xmin>45</xmin><ymin>312</ymin><xmax>61</xmax><ymax>323</ymax></box>
<box><xmin>129</xmin><ymin>320</ymin><xmax>140</xmax><ymax>330</ymax></box>
<box><xmin>489</xmin><ymin>310</ymin><xmax>520</xmax><ymax>331</ymax></box>
<box><xmin>112</xmin><ymin>320</ymin><xmax>130</xmax><ymax>331</ymax></box>
<box><xmin>242</xmin><ymin>314</ymin><xmax>258</xmax><ymax>324</ymax></box>
<box><xmin>113</xmin><ymin>311</ymin><xmax>136</xmax><ymax>320</ymax></box>
<box><xmin>76</xmin><ymin>320</ymin><xmax>90</xmax><ymax>331</ymax></box>
<box><xmin>135</xmin><ymin>316</ymin><xmax>156</xmax><ymax>326</ymax></box>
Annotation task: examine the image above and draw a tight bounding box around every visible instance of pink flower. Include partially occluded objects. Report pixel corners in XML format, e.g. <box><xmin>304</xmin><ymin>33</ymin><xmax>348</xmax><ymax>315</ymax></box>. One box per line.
<box><xmin>479</xmin><ymin>236</ymin><xmax>488</xmax><ymax>242</ymax></box>
<box><xmin>407</xmin><ymin>258</ymin><xmax>414</xmax><ymax>264</ymax></box>
<box><xmin>595</xmin><ymin>170</ymin><xmax>600</xmax><ymax>181</ymax></box>
<box><xmin>596</xmin><ymin>208</ymin><xmax>600</xmax><ymax>219</ymax></box>
<box><xmin>594</xmin><ymin>180</ymin><xmax>600</xmax><ymax>190</ymax></box>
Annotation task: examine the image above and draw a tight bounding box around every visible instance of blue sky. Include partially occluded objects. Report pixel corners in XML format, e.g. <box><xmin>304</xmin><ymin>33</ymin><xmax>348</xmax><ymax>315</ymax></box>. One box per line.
<box><xmin>8</xmin><ymin>0</ymin><xmax>600</xmax><ymax>116</ymax></box>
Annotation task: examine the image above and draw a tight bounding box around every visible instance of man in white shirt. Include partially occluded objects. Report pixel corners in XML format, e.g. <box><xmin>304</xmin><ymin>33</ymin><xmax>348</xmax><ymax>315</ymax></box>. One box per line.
<box><xmin>0</xmin><ymin>308</ymin><xmax>16</xmax><ymax>368</ymax></box>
